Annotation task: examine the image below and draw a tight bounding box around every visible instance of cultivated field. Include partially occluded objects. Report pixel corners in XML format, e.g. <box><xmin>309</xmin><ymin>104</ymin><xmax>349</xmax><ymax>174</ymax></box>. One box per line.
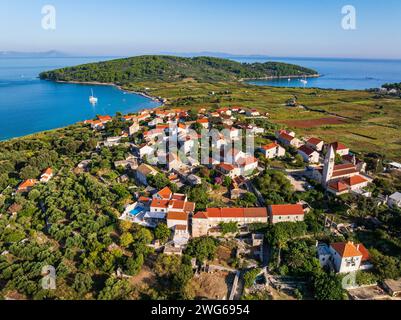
<box><xmin>126</xmin><ymin>81</ymin><xmax>401</xmax><ymax>160</ymax></box>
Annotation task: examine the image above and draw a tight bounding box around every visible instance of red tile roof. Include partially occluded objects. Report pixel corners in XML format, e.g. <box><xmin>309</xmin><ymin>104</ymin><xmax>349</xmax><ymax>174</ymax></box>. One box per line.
<box><xmin>357</xmin><ymin>244</ymin><xmax>370</xmax><ymax>261</ymax></box>
<box><xmin>262</xmin><ymin>142</ymin><xmax>279</xmax><ymax>151</ymax></box>
<box><xmin>331</xmin><ymin>168</ymin><xmax>359</xmax><ymax>178</ymax></box>
<box><xmin>167</xmin><ymin>211</ymin><xmax>188</xmax><ymax>221</ymax></box>
<box><xmin>298</xmin><ymin>145</ymin><xmax>316</xmax><ymax>156</ymax></box>
<box><xmin>331</xmin><ymin>142</ymin><xmax>348</xmax><ymax>151</ymax></box>
<box><xmin>193</xmin><ymin>207</ymin><xmax>268</xmax><ymax>219</ymax></box>
<box><xmin>269</xmin><ymin>204</ymin><xmax>304</xmax><ymax>216</ymax></box>
<box><xmin>279</xmin><ymin>132</ymin><xmax>295</xmax><ymax>142</ymax></box>
<box><xmin>217</xmin><ymin>163</ymin><xmax>236</xmax><ymax>171</ymax></box>
<box><xmin>184</xmin><ymin>202</ymin><xmax>195</xmax><ymax>213</ymax></box>
<box><xmin>237</xmin><ymin>156</ymin><xmax>258</xmax><ymax>167</ymax></box>
<box><xmin>42</xmin><ymin>168</ymin><xmax>53</xmax><ymax>176</ymax></box>
<box><xmin>171</xmin><ymin>194</ymin><xmax>186</xmax><ymax>201</ymax></box>
<box><xmin>156</xmin><ymin>187</ymin><xmax>173</xmax><ymax>199</ymax></box>
<box><xmin>150</xmin><ymin>199</ymin><xmax>169</xmax><ymax>208</ymax></box>
<box><xmin>328</xmin><ymin>180</ymin><xmax>349</xmax><ymax>192</ymax></box>
<box><xmin>307</xmin><ymin>137</ymin><xmax>323</xmax><ymax>146</ymax></box>
<box><xmin>138</xmin><ymin>196</ymin><xmax>151</xmax><ymax>203</ymax></box>
<box><xmin>171</xmin><ymin>200</ymin><xmax>186</xmax><ymax>210</ymax></box>
<box><xmin>197</xmin><ymin>118</ymin><xmax>209</xmax><ymax>123</ymax></box>
<box><xmin>334</xmin><ymin>163</ymin><xmax>356</xmax><ymax>171</ymax></box>
<box><xmin>346</xmin><ymin>175</ymin><xmax>368</xmax><ymax>186</ymax></box>
<box><xmin>193</xmin><ymin>211</ymin><xmax>208</xmax><ymax>219</ymax></box>
<box><xmin>331</xmin><ymin>242</ymin><xmax>363</xmax><ymax>258</ymax></box>
<box><xmin>98</xmin><ymin>115</ymin><xmax>112</xmax><ymax>122</ymax></box>
<box><xmin>244</xmin><ymin>208</ymin><xmax>269</xmax><ymax>218</ymax></box>
<box><xmin>220</xmin><ymin>208</ymin><xmax>245</xmax><ymax>218</ymax></box>
<box><xmin>17</xmin><ymin>179</ymin><xmax>37</xmax><ymax>191</ymax></box>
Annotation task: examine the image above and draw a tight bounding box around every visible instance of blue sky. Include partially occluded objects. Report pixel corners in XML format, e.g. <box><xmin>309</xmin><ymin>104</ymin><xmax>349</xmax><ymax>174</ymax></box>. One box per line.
<box><xmin>1</xmin><ymin>0</ymin><xmax>400</xmax><ymax>58</ymax></box>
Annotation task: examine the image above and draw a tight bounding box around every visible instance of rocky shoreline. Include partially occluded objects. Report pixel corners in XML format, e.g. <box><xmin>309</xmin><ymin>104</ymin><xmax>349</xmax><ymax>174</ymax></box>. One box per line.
<box><xmin>46</xmin><ymin>79</ymin><xmax>165</xmax><ymax>105</ymax></box>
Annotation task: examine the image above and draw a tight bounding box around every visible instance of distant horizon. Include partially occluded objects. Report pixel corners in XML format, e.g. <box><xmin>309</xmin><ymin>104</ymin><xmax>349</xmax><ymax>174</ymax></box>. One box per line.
<box><xmin>1</xmin><ymin>50</ymin><xmax>401</xmax><ymax>62</ymax></box>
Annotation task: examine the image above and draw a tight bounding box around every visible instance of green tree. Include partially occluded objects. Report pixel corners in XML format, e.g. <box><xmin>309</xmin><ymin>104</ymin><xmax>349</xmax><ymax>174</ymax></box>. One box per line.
<box><xmin>28</xmin><ymin>189</ymin><xmax>41</xmax><ymax>201</ymax></box>
<box><xmin>154</xmin><ymin>223</ymin><xmax>171</xmax><ymax>244</ymax></box>
<box><xmin>125</xmin><ymin>254</ymin><xmax>144</xmax><ymax>276</ymax></box>
<box><xmin>237</xmin><ymin>192</ymin><xmax>257</xmax><ymax>207</ymax></box>
<box><xmin>120</xmin><ymin>232</ymin><xmax>134</xmax><ymax>248</ymax></box>
<box><xmin>244</xmin><ymin>268</ymin><xmax>261</xmax><ymax>288</ymax></box>
<box><xmin>223</xmin><ymin>176</ymin><xmax>232</xmax><ymax>188</ymax></box>
<box><xmin>312</xmin><ymin>271</ymin><xmax>346</xmax><ymax>300</ymax></box>
<box><xmin>370</xmin><ymin>249</ymin><xmax>401</xmax><ymax>280</ymax></box>
<box><xmin>72</xmin><ymin>273</ymin><xmax>93</xmax><ymax>297</ymax></box>
<box><xmin>20</xmin><ymin>165</ymin><xmax>40</xmax><ymax>180</ymax></box>
<box><xmin>98</xmin><ymin>277</ymin><xmax>132</xmax><ymax>300</ymax></box>
<box><xmin>189</xmin><ymin>185</ymin><xmax>209</xmax><ymax>211</ymax></box>
<box><xmin>147</xmin><ymin>173</ymin><xmax>170</xmax><ymax>190</ymax></box>
<box><xmin>185</xmin><ymin>237</ymin><xmax>218</xmax><ymax>263</ymax></box>
<box><xmin>219</xmin><ymin>222</ymin><xmax>239</xmax><ymax>235</ymax></box>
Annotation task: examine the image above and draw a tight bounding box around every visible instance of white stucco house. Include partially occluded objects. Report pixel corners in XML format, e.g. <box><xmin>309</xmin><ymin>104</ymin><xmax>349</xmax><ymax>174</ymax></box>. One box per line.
<box><xmin>388</xmin><ymin>192</ymin><xmax>401</xmax><ymax>209</ymax></box>
<box><xmin>260</xmin><ymin>142</ymin><xmax>285</xmax><ymax>159</ymax></box>
<box><xmin>298</xmin><ymin>145</ymin><xmax>320</xmax><ymax>163</ymax></box>
<box><xmin>268</xmin><ymin>204</ymin><xmax>305</xmax><ymax>224</ymax></box>
<box><xmin>329</xmin><ymin>241</ymin><xmax>371</xmax><ymax>273</ymax></box>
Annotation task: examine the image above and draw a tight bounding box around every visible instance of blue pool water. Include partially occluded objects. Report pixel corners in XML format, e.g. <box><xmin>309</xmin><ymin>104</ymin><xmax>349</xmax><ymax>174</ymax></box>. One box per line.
<box><xmin>129</xmin><ymin>207</ymin><xmax>144</xmax><ymax>216</ymax></box>
<box><xmin>0</xmin><ymin>57</ymin><xmax>160</xmax><ymax>141</ymax></box>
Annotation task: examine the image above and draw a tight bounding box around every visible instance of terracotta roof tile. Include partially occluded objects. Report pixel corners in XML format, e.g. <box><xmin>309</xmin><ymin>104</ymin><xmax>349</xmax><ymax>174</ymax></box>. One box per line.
<box><xmin>150</xmin><ymin>199</ymin><xmax>169</xmax><ymax>208</ymax></box>
<box><xmin>269</xmin><ymin>204</ymin><xmax>304</xmax><ymax>216</ymax></box>
<box><xmin>167</xmin><ymin>211</ymin><xmax>188</xmax><ymax>221</ymax></box>
<box><xmin>156</xmin><ymin>186</ymin><xmax>173</xmax><ymax>199</ymax></box>
<box><xmin>331</xmin><ymin>242</ymin><xmax>363</xmax><ymax>258</ymax></box>
<box><xmin>262</xmin><ymin>142</ymin><xmax>279</xmax><ymax>151</ymax></box>
<box><xmin>307</xmin><ymin>137</ymin><xmax>323</xmax><ymax>146</ymax></box>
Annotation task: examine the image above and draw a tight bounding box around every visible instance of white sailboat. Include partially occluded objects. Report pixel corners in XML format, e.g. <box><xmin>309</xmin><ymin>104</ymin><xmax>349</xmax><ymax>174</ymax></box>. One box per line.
<box><xmin>89</xmin><ymin>89</ymin><xmax>98</xmax><ymax>104</ymax></box>
<box><xmin>300</xmin><ymin>77</ymin><xmax>308</xmax><ymax>87</ymax></box>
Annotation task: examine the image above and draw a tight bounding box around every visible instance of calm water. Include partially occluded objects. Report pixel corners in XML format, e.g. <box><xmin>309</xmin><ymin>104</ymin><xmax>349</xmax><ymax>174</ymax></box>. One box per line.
<box><xmin>241</xmin><ymin>57</ymin><xmax>401</xmax><ymax>90</ymax></box>
<box><xmin>0</xmin><ymin>57</ymin><xmax>160</xmax><ymax>141</ymax></box>
<box><xmin>1</xmin><ymin>56</ymin><xmax>401</xmax><ymax>141</ymax></box>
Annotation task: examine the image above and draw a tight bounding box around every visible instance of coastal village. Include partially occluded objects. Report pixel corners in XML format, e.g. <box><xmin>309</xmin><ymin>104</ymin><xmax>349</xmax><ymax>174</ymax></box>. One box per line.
<box><xmin>5</xmin><ymin>99</ymin><xmax>401</xmax><ymax>301</ymax></box>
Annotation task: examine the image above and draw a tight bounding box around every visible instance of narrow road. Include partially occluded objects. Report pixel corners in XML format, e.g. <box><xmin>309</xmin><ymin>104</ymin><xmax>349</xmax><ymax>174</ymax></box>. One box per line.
<box><xmin>39</xmin><ymin>201</ymin><xmax>51</xmax><ymax>233</ymax></box>
<box><xmin>232</xmin><ymin>271</ymin><xmax>244</xmax><ymax>300</ymax></box>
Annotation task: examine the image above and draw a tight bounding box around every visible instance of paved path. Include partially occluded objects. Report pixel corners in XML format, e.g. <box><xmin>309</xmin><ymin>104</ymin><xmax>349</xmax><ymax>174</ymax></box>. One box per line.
<box><xmin>229</xmin><ymin>271</ymin><xmax>241</xmax><ymax>300</ymax></box>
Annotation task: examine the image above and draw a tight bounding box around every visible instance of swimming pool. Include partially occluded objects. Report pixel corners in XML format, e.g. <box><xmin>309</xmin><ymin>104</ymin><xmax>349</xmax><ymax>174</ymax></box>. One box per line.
<box><xmin>129</xmin><ymin>206</ymin><xmax>144</xmax><ymax>216</ymax></box>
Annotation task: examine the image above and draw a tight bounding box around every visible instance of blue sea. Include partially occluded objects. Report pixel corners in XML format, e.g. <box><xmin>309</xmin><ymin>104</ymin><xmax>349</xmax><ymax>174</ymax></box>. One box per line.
<box><xmin>242</xmin><ymin>57</ymin><xmax>401</xmax><ymax>90</ymax></box>
<box><xmin>0</xmin><ymin>57</ymin><xmax>160</xmax><ymax>141</ymax></box>
<box><xmin>1</xmin><ymin>56</ymin><xmax>401</xmax><ymax>141</ymax></box>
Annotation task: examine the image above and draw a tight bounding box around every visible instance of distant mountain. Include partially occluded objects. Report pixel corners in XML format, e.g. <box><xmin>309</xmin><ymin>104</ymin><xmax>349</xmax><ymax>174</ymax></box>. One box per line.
<box><xmin>39</xmin><ymin>55</ymin><xmax>319</xmax><ymax>84</ymax></box>
<box><xmin>0</xmin><ymin>50</ymin><xmax>70</xmax><ymax>58</ymax></box>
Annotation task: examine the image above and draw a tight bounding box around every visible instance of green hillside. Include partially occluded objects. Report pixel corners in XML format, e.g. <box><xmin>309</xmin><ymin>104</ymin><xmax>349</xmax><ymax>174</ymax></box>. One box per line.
<box><xmin>39</xmin><ymin>55</ymin><xmax>318</xmax><ymax>84</ymax></box>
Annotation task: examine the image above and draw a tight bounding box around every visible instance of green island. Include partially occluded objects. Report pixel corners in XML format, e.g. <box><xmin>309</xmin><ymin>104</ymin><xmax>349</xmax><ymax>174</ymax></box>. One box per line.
<box><xmin>1</xmin><ymin>56</ymin><xmax>401</xmax><ymax>301</ymax></box>
<box><xmin>39</xmin><ymin>55</ymin><xmax>319</xmax><ymax>83</ymax></box>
